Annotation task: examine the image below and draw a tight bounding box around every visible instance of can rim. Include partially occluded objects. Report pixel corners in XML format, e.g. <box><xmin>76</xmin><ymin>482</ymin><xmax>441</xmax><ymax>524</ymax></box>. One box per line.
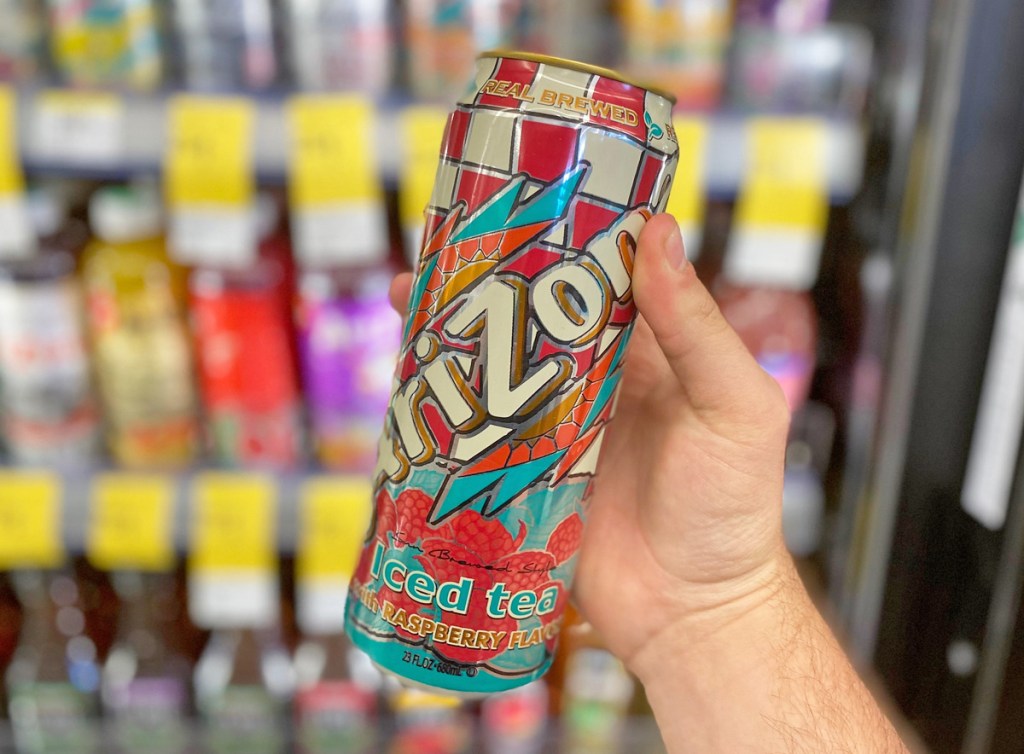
<box><xmin>478</xmin><ymin>50</ymin><xmax>678</xmax><ymax>106</ymax></box>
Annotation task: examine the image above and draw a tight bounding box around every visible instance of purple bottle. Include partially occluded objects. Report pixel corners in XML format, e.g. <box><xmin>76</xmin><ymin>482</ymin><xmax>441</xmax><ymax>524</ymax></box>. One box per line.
<box><xmin>297</xmin><ymin>267</ymin><xmax>401</xmax><ymax>473</ymax></box>
<box><xmin>737</xmin><ymin>0</ymin><xmax>831</xmax><ymax>31</ymax></box>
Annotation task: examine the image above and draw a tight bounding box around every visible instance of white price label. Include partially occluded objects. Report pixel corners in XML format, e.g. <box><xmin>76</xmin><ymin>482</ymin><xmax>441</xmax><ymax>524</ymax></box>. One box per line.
<box><xmin>34</xmin><ymin>91</ymin><xmax>125</xmax><ymax>166</ymax></box>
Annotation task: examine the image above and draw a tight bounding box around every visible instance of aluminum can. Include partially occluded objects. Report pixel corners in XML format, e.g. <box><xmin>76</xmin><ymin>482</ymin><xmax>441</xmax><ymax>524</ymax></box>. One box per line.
<box><xmin>345</xmin><ymin>51</ymin><xmax>678</xmax><ymax>694</ymax></box>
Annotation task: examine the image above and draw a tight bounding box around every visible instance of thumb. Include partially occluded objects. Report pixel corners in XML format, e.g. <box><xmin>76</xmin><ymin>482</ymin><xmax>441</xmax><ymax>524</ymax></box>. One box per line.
<box><xmin>632</xmin><ymin>214</ymin><xmax>785</xmax><ymax>423</ymax></box>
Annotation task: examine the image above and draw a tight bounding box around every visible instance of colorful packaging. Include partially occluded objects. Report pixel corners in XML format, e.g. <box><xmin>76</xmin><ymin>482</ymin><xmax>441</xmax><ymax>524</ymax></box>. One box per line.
<box><xmin>0</xmin><ymin>0</ymin><xmax>46</xmax><ymax>80</ymax></box>
<box><xmin>190</xmin><ymin>261</ymin><xmax>303</xmax><ymax>469</ymax></box>
<box><xmin>405</xmin><ymin>0</ymin><xmax>525</xmax><ymax>102</ymax></box>
<box><xmin>0</xmin><ymin>252</ymin><xmax>101</xmax><ymax>466</ymax></box>
<box><xmin>172</xmin><ymin>0</ymin><xmax>277</xmax><ymax>91</ymax></box>
<box><xmin>297</xmin><ymin>270</ymin><xmax>401</xmax><ymax>472</ymax></box>
<box><xmin>82</xmin><ymin>186</ymin><xmax>199</xmax><ymax>469</ymax></box>
<box><xmin>387</xmin><ymin>688</ymin><xmax>472</xmax><ymax>754</ymax></box>
<box><xmin>46</xmin><ymin>0</ymin><xmax>162</xmax><ymax>90</ymax></box>
<box><xmin>736</xmin><ymin>0</ymin><xmax>831</xmax><ymax>31</ymax></box>
<box><xmin>345</xmin><ymin>52</ymin><xmax>678</xmax><ymax>694</ymax></box>
<box><xmin>284</xmin><ymin>0</ymin><xmax>392</xmax><ymax>94</ymax></box>
<box><xmin>480</xmin><ymin>680</ymin><xmax>548</xmax><ymax>754</ymax></box>
<box><xmin>620</xmin><ymin>0</ymin><xmax>733</xmax><ymax>110</ymax></box>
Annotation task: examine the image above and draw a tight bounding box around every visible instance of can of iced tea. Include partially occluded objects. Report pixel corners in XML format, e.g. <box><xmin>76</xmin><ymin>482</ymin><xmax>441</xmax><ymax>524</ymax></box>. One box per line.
<box><xmin>345</xmin><ymin>51</ymin><xmax>678</xmax><ymax>695</ymax></box>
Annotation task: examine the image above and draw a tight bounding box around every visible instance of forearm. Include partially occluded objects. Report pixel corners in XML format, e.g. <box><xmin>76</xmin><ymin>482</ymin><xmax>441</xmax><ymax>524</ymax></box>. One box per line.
<box><xmin>633</xmin><ymin>557</ymin><xmax>909</xmax><ymax>753</ymax></box>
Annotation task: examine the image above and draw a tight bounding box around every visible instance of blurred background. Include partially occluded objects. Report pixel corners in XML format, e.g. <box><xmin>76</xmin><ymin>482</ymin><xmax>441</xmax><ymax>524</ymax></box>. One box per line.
<box><xmin>0</xmin><ymin>0</ymin><xmax>1021</xmax><ymax>752</ymax></box>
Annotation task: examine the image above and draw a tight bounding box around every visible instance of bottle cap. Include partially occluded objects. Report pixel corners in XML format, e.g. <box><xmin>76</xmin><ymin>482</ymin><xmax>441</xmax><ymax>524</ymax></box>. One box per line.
<box><xmin>90</xmin><ymin>186</ymin><xmax>163</xmax><ymax>243</ymax></box>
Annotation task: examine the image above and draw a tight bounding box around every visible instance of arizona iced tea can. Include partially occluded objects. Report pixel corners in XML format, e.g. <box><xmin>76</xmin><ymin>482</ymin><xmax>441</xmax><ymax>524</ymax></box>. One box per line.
<box><xmin>345</xmin><ymin>51</ymin><xmax>678</xmax><ymax>694</ymax></box>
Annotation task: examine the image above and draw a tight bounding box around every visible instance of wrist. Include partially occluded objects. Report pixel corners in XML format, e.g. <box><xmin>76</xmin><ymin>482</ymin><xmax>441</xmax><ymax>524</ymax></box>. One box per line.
<box><xmin>626</xmin><ymin>543</ymin><xmax>804</xmax><ymax>689</ymax></box>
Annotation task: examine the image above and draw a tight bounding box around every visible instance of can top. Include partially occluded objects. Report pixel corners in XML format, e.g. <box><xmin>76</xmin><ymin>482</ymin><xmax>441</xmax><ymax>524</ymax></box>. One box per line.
<box><xmin>478</xmin><ymin>50</ymin><xmax>677</xmax><ymax>106</ymax></box>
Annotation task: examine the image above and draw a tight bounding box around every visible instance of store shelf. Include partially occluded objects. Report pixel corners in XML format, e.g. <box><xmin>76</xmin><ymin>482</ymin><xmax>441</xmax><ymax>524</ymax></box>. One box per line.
<box><xmin>11</xmin><ymin>88</ymin><xmax>866</xmax><ymax>202</ymax></box>
<box><xmin>5</xmin><ymin>467</ymin><xmax>346</xmax><ymax>557</ymax></box>
<box><xmin>0</xmin><ymin>717</ymin><xmax>667</xmax><ymax>753</ymax></box>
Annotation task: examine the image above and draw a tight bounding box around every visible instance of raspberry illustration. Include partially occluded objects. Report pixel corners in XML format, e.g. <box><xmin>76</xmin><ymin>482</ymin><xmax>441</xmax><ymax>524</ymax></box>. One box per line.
<box><xmin>371</xmin><ymin>489</ymin><xmax>397</xmax><ymax>537</ymax></box>
<box><xmin>394</xmin><ymin>489</ymin><xmax>453</xmax><ymax>545</ymax></box>
<box><xmin>447</xmin><ymin>509</ymin><xmax>517</xmax><ymax>563</ymax></box>
<box><xmin>546</xmin><ymin>513</ymin><xmax>584</xmax><ymax>564</ymax></box>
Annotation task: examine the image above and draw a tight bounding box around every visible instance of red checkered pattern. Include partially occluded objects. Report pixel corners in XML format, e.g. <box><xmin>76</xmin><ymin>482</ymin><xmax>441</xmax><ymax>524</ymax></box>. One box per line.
<box><xmin>423</xmin><ymin>54</ymin><xmax>679</xmax><ymax>254</ymax></box>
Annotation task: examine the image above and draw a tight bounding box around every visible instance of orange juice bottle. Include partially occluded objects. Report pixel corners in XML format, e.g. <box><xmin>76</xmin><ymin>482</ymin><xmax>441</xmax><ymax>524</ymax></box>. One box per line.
<box><xmin>82</xmin><ymin>186</ymin><xmax>199</xmax><ymax>469</ymax></box>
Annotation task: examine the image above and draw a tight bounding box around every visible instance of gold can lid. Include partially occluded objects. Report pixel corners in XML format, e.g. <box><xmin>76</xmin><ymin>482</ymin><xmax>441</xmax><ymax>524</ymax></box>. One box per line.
<box><xmin>478</xmin><ymin>50</ymin><xmax>677</xmax><ymax>106</ymax></box>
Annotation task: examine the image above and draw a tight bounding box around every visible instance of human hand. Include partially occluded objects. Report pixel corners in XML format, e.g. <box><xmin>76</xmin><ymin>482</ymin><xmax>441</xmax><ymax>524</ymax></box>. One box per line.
<box><xmin>388</xmin><ymin>214</ymin><xmax>793</xmax><ymax>674</ymax></box>
<box><xmin>390</xmin><ymin>215</ymin><xmax>907</xmax><ymax>752</ymax></box>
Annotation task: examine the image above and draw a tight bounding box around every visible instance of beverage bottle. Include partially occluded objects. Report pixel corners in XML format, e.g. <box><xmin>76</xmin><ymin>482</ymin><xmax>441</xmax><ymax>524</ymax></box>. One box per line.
<box><xmin>194</xmin><ymin>626</ymin><xmax>294</xmax><ymax>754</ymax></box>
<box><xmin>172</xmin><ymin>0</ymin><xmax>278</xmax><ymax>91</ymax></box>
<box><xmin>293</xmin><ymin>630</ymin><xmax>380</xmax><ymax>753</ymax></box>
<box><xmin>715</xmin><ymin>284</ymin><xmax>819</xmax><ymax>413</ymax></box>
<box><xmin>26</xmin><ymin>186</ymin><xmax>89</xmax><ymax>257</ymax></box>
<box><xmin>561</xmin><ymin>648</ymin><xmax>635</xmax><ymax>753</ymax></box>
<box><xmin>45</xmin><ymin>0</ymin><xmax>163</xmax><ymax>90</ymax></box>
<box><xmin>386</xmin><ymin>685</ymin><xmax>473</xmax><ymax>754</ymax></box>
<box><xmin>0</xmin><ymin>0</ymin><xmax>46</xmax><ymax>81</ymax></box>
<box><xmin>283</xmin><ymin>0</ymin><xmax>392</xmax><ymax>95</ymax></box>
<box><xmin>189</xmin><ymin>256</ymin><xmax>303</xmax><ymax>469</ymax></box>
<box><xmin>6</xmin><ymin>572</ymin><xmax>101</xmax><ymax>754</ymax></box>
<box><xmin>102</xmin><ymin>572</ymin><xmax>192</xmax><ymax>754</ymax></box>
<box><xmin>81</xmin><ymin>186</ymin><xmax>199</xmax><ymax>469</ymax></box>
<box><xmin>619</xmin><ymin>0</ymin><xmax>733</xmax><ymax>110</ymax></box>
<box><xmin>0</xmin><ymin>250</ymin><xmax>101</xmax><ymax>466</ymax></box>
<box><xmin>405</xmin><ymin>0</ymin><xmax>525</xmax><ymax>102</ymax></box>
<box><xmin>296</xmin><ymin>266</ymin><xmax>401</xmax><ymax>473</ymax></box>
<box><xmin>480</xmin><ymin>680</ymin><xmax>549</xmax><ymax>754</ymax></box>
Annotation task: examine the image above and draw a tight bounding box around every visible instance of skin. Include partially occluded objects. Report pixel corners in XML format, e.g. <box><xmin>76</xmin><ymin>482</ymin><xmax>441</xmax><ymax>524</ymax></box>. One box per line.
<box><xmin>390</xmin><ymin>214</ymin><xmax>909</xmax><ymax>753</ymax></box>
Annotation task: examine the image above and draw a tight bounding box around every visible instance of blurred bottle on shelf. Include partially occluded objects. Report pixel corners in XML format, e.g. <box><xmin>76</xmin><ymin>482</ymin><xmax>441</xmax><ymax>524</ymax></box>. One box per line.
<box><xmin>405</xmin><ymin>0</ymin><xmax>523</xmax><ymax>102</ymax></box>
<box><xmin>194</xmin><ymin>624</ymin><xmax>294</xmax><ymax>754</ymax></box>
<box><xmin>189</xmin><ymin>236</ymin><xmax>303</xmax><ymax>470</ymax></box>
<box><xmin>45</xmin><ymin>0</ymin><xmax>163</xmax><ymax>90</ymax></box>
<box><xmin>6</xmin><ymin>571</ymin><xmax>102</xmax><ymax>754</ymax></box>
<box><xmin>715</xmin><ymin>284</ymin><xmax>819</xmax><ymax>413</ymax></box>
<box><xmin>386</xmin><ymin>686</ymin><xmax>473</xmax><ymax>754</ymax></box>
<box><xmin>293</xmin><ymin>629</ymin><xmax>381</xmax><ymax>753</ymax></box>
<box><xmin>480</xmin><ymin>680</ymin><xmax>549</xmax><ymax>754</ymax></box>
<box><xmin>283</xmin><ymin>0</ymin><xmax>392</xmax><ymax>95</ymax></box>
<box><xmin>102</xmin><ymin>572</ymin><xmax>192</xmax><ymax>754</ymax></box>
<box><xmin>725</xmin><ymin>25</ymin><xmax>873</xmax><ymax>116</ymax></box>
<box><xmin>619</xmin><ymin>0</ymin><xmax>733</xmax><ymax>110</ymax></box>
<box><xmin>297</xmin><ymin>266</ymin><xmax>400</xmax><ymax>473</ymax></box>
<box><xmin>735</xmin><ymin>0</ymin><xmax>830</xmax><ymax>31</ymax></box>
<box><xmin>82</xmin><ymin>186</ymin><xmax>199</xmax><ymax>470</ymax></box>
<box><xmin>0</xmin><ymin>250</ymin><xmax>101</xmax><ymax>467</ymax></box>
<box><xmin>172</xmin><ymin>0</ymin><xmax>278</xmax><ymax>91</ymax></box>
<box><xmin>561</xmin><ymin>647</ymin><xmax>635</xmax><ymax>753</ymax></box>
<box><xmin>516</xmin><ymin>0</ymin><xmax>610</xmax><ymax>64</ymax></box>
<box><xmin>26</xmin><ymin>186</ymin><xmax>89</xmax><ymax>257</ymax></box>
<box><xmin>0</xmin><ymin>0</ymin><xmax>46</xmax><ymax>81</ymax></box>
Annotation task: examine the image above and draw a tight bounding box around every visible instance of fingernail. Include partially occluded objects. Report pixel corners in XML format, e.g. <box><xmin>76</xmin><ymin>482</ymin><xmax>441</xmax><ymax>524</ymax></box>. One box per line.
<box><xmin>664</xmin><ymin>223</ymin><xmax>687</xmax><ymax>270</ymax></box>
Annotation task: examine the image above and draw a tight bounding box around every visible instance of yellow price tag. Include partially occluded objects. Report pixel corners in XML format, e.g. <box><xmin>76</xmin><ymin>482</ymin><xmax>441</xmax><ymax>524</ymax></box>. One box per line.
<box><xmin>0</xmin><ymin>86</ymin><xmax>24</xmax><ymax>197</ymax></box>
<box><xmin>165</xmin><ymin>96</ymin><xmax>255</xmax><ymax>208</ymax></box>
<box><xmin>735</xmin><ymin>118</ymin><xmax>829</xmax><ymax>230</ymax></box>
<box><xmin>297</xmin><ymin>476</ymin><xmax>372</xmax><ymax>583</ymax></box>
<box><xmin>288</xmin><ymin>95</ymin><xmax>381</xmax><ymax>207</ymax></box>
<box><xmin>189</xmin><ymin>473</ymin><xmax>276</xmax><ymax>574</ymax></box>
<box><xmin>0</xmin><ymin>471</ymin><xmax>62</xmax><ymax>569</ymax></box>
<box><xmin>88</xmin><ymin>474</ymin><xmax>175</xmax><ymax>572</ymax></box>
<box><xmin>399</xmin><ymin>106</ymin><xmax>448</xmax><ymax>229</ymax></box>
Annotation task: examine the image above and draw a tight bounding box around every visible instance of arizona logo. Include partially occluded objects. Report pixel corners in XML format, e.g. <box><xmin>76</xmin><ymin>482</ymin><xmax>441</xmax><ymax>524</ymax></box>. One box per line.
<box><xmin>375</xmin><ymin>163</ymin><xmax>650</xmax><ymax>523</ymax></box>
